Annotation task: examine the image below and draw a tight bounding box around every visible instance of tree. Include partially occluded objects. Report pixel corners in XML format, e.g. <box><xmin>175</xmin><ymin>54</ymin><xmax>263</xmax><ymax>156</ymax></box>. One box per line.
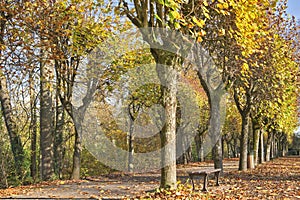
<box><xmin>119</xmin><ymin>0</ymin><xmax>186</xmax><ymax>189</ymax></box>
<box><xmin>20</xmin><ymin>0</ymin><xmax>113</xmax><ymax>180</ymax></box>
<box><xmin>0</xmin><ymin>1</ymin><xmax>25</xmax><ymax>181</ymax></box>
<box><xmin>233</xmin><ymin>0</ymin><xmax>299</xmax><ymax>170</ymax></box>
<box><xmin>181</xmin><ymin>0</ymin><xmax>271</xmax><ymax>171</ymax></box>
<box><xmin>40</xmin><ymin>58</ymin><xmax>55</xmax><ymax>181</ymax></box>
<box><xmin>51</xmin><ymin>0</ymin><xmax>112</xmax><ymax>180</ymax></box>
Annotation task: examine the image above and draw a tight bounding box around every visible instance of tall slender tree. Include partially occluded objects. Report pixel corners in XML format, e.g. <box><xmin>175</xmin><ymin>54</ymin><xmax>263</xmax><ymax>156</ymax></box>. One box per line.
<box><xmin>0</xmin><ymin>1</ymin><xmax>25</xmax><ymax>180</ymax></box>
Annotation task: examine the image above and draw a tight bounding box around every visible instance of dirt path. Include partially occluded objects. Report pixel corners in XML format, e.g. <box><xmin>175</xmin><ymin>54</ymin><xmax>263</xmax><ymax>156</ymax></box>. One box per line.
<box><xmin>0</xmin><ymin>157</ymin><xmax>299</xmax><ymax>199</ymax></box>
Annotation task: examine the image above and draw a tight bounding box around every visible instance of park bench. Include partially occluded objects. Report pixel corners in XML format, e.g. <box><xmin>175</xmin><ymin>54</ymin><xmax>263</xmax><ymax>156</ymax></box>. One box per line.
<box><xmin>187</xmin><ymin>168</ymin><xmax>221</xmax><ymax>192</ymax></box>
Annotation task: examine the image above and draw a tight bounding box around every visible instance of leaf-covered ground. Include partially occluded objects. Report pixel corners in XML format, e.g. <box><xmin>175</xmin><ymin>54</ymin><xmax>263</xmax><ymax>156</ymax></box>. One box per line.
<box><xmin>0</xmin><ymin>156</ymin><xmax>299</xmax><ymax>199</ymax></box>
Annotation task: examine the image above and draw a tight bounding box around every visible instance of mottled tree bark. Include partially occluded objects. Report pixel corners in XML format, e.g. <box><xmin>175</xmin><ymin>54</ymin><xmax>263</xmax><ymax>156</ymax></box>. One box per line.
<box><xmin>153</xmin><ymin>52</ymin><xmax>178</xmax><ymax>189</ymax></box>
<box><xmin>40</xmin><ymin>62</ymin><xmax>54</xmax><ymax>181</ymax></box>
<box><xmin>210</xmin><ymin>94</ymin><xmax>224</xmax><ymax>171</ymax></box>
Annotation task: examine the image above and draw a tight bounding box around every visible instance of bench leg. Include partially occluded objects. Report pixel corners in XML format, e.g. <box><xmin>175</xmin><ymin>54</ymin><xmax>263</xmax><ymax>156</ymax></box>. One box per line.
<box><xmin>215</xmin><ymin>172</ymin><xmax>220</xmax><ymax>186</ymax></box>
<box><xmin>190</xmin><ymin>176</ymin><xmax>195</xmax><ymax>190</ymax></box>
<box><xmin>202</xmin><ymin>174</ymin><xmax>208</xmax><ymax>192</ymax></box>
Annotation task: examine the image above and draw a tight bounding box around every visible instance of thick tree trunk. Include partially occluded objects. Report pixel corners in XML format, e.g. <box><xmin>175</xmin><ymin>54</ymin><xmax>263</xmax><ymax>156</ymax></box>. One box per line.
<box><xmin>40</xmin><ymin>63</ymin><xmax>54</xmax><ymax>181</ymax></box>
<box><xmin>210</xmin><ymin>94</ymin><xmax>225</xmax><ymax>171</ymax></box>
<box><xmin>153</xmin><ymin>53</ymin><xmax>178</xmax><ymax>189</ymax></box>
<box><xmin>239</xmin><ymin>112</ymin><xmax>250</xmax><ymax>171</ymax></box>
<box><xmin>158</xmin><ymin>72</ymin><xmax>177</xmax><ymax>189</ymax></box>
<box><xmin>0</xmin><ymin>70</ymin><xmax>25</xmax><ymax>180</ymax></box>
<box><xmin>213</xmin><ymin>139</ymin><xmax>223</xmax><ymax>170</ymax></box>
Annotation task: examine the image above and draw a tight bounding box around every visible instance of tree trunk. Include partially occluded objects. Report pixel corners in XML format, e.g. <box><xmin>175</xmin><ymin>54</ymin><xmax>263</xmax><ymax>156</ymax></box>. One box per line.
<box><xmin>211</xmin><ymin>95</ymin><xmax>224</xmax><ymax>170</ymax></box>
<box><xmin>153</xmin><ymin>52</ymin><xmax>178</xmax><ymax>189</ymax></box>
<box><xmin>227</xmin><ymin>140</ymin><xmax>231</xmax><ymax>158</ymax></box>
<box><xmin>176</xmin><ymin>131</ymin><xmax>184</xmax><ymax>164</ymax></box>
<box><xmin>128</xmin><ymin>118</ymin><xmax>134</xmax><ymax>172</ymax></box>
<box><xmin>0</xmin><ymin>70</ymin><xmax>25</xmax><ymax>180</ymax></box>
<box><xmin>213</xmin><ymin>139</ymin><xmax>223</xmax><ymax>170</ymax></box>
<box><xmin>273</xmin><ymin>134</ymin><xmax>278</xmax><ymax>158</ymax></box>
<box><xmin>259</xmin><ymin>130</ymin><xmax>264</xmax><ymax>163</ymax></box>
<box><xmin>195</xmin><ymin>132</ymin><xmax>205</xmax><ymax>162</ymax></box>
<box><xmin>54</xmin><ymin>101</ymin><xmax>64</xmax><ymax>179</ymax></box>
<box><xmin>270</xmin><ymin>131</ymin><xmax>275</xmax><ymax>159</ymax></box>
<box><xmin>71</xmin><ymin>128</ymin><xmax>81</xmax><ymax>180</ymax></box>
<box><xmin>40</xmin><ymin>62</ymin><xmax>54</xmax><ymax>181</ymax></box>
<box><xmin>282</xmin><ymin>142</ymin><xmax>287</xmax><ymax>157</ymax></box>
<box><xmin>199</xmin><ymin>141</ymin><xmax>204</xmax><ymax>162</ymax></box>
<box><xmin>180</xmin><ymin>134</ymin><xmax>192</xmax><ymax>164</ymax></box>
<box><xmin>253</xmin><ymin>128</ymin><xmax>260</xmax><ymax>166</ymax></box>
<box><xmin>30</xmin><ymin>109</ymin><xmax>37</xmax><ymax>182</ymax></box>
<box><xmin>210</xmin><ymin>94</ymin><xmax>225</xmax><ymax>171</ymax></box>
<box><xmin>0</xmin><ymin>145</ymin><xmax>8</xmax><ymax>188</ymax></box>
<box><xmin>234</xmin><ymin>137</ymin><xmax>239</xmax><ymax>158</ymax></box>
<box><xmin>239</xmin><ymin>112</ymin><xmax>250</xmax><ymax>171</ymax></box>
<box><xmin>196</xmin><ymin>53</ymin><xmax>226</xmax><ymax>171</ymax></box>
<box><xmin>186</xmin><ymin>145</ymin><xmax>192</xmax><ymax>163</ymax></box>
<box><xmin>66</xmin><ymin>69</ymin><xmax>98</xmax><ymax>180</ymax></box>
<box><xmin>222</xmin><ymin>137</ymin><xmax>225</xmax><ymax>158</ymax></box>
<box><xmin>29</xmin><ymin>71</ymin><xmax>37</xmax><ymax>182</ymax></box>
<box><xmin>265</xmin><ymin>131</ymin><xmax>272</xmax><ymax>162</ymax></box>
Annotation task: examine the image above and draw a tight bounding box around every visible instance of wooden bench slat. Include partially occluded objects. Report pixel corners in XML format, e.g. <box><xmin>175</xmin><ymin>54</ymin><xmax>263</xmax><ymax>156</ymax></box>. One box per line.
<box><xmin>188</xmin><ymin>169</ymin><xmax>221</xmax><ymax>176</ymax></box>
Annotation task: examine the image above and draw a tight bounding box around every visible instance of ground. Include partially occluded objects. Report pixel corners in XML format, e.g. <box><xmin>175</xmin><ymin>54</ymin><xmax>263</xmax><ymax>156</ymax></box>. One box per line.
<box><xmin>0</xmin><ymin>156</ymin><xmax>299</xmax><ymax>199</ymax></box>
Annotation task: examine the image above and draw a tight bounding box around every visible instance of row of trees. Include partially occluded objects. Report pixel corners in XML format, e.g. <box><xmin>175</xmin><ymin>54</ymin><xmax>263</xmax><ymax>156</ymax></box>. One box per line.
<box><xmin>120</xmin><ymin>0</ymin><xmax>299</xmax><ymax>188</ymax></box>
<box><xmin>0</xmin><ymin>0</ymin><xmax>299</xmax><ymax>190</ymax></box>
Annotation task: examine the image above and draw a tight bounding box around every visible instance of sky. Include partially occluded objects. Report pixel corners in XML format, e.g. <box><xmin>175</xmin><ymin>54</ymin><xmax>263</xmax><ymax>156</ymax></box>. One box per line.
<box><xmin>287</xmin><ymin>0</ymin><xmax>300</xmax><ymax>20</ymax></box>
